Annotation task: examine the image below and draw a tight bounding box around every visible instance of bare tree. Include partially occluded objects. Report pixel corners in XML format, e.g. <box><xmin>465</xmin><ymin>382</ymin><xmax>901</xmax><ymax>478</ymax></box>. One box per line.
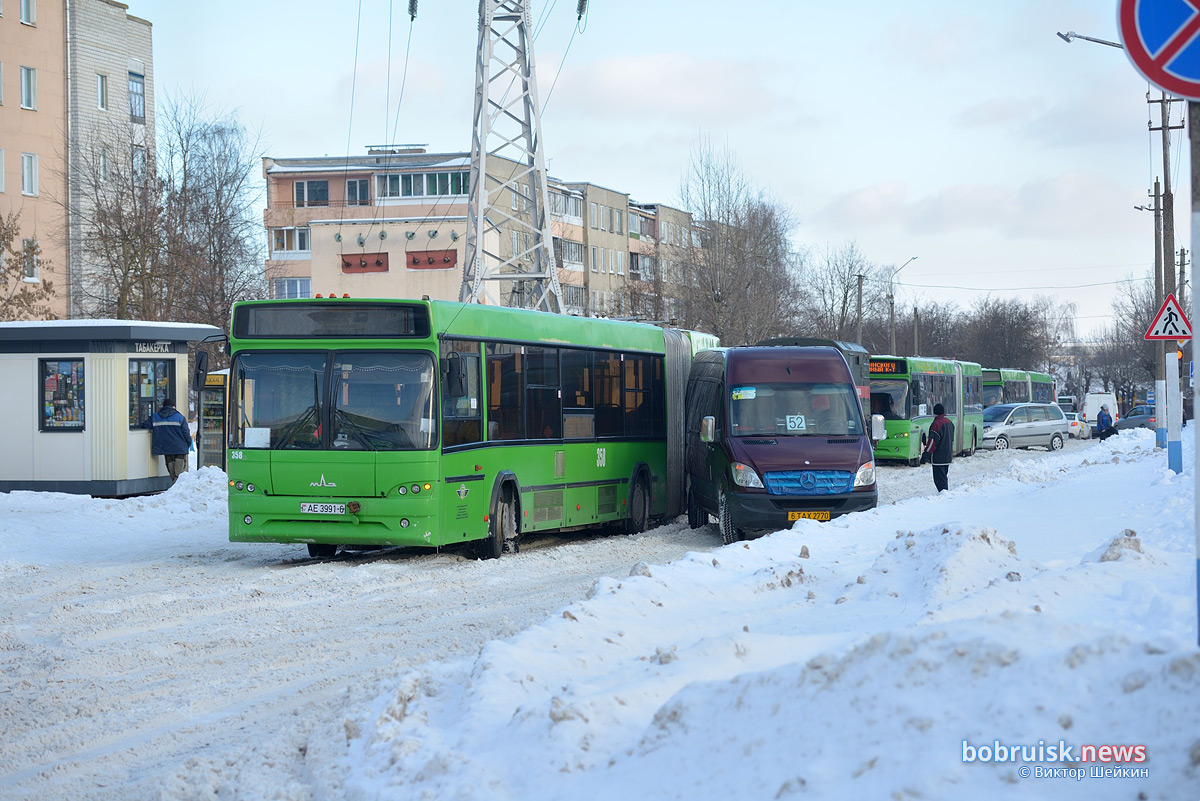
<box><xmin>797</xmin><ymin>241</ymin><xmax>874</xmax><ymax>342</ymax></box>
<box><xmin>957</xmin><ymin>296</ymin><xmax>1048</xmax><ymax>369</ymax></box>
<box><xmin>65</xmin><ymin>93</ymin><xmax>265</xmax><ymax>338</ymax></box>
<box><xmin>159</xmin><ymin>94</ymin><xmax>267</xmax><ymax>334</ymax></box>
<box><xmin>675</xmin><ymin>138</ymin><xmax>804</xmax><ymax>345</ymax></box>
<box><xmin>0</xmin><ymin>212</ymin><xmax>58</xmax><ymax>321</ymax></box>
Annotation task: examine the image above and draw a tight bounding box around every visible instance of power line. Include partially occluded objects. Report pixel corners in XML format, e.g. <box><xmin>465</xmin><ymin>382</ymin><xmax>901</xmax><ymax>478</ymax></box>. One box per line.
<box><xmin>894</xmin><ymin>276</ymin><xmax>1153</xmax><ymax>292</ymax></box>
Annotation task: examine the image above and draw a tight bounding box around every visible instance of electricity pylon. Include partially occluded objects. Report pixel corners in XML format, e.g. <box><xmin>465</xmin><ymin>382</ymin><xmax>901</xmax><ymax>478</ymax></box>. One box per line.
<box><xmin>460</xmin><ymin>0</ymin><xmax>562</xmax><ymax>312</ymax></box>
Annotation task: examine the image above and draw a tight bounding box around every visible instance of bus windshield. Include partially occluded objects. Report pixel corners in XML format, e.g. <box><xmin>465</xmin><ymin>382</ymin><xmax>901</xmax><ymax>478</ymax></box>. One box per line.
<box><xmin>730</xmin><ymin>383</ymin><xmax>862</xmax><ymax>437</ymax></box>
<box><xmin>869</xmin><ymin>379</ymin><xmax>910</xmax><ymax>420</ymax></box>
<box><xmin>232</xmin><ymin>351</ymin><xmax>437</xmax><ymax>450</ymax></box>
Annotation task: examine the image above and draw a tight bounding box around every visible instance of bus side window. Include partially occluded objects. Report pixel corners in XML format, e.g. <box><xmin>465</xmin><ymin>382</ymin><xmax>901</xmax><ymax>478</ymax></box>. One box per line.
<box><xmin>441</xmin><ymin>341</ymin><xmax>481</xmax><ymax>447</ymax></box>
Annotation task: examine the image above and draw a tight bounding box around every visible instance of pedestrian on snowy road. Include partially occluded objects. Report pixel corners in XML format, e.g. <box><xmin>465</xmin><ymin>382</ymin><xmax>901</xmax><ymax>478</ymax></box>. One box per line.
<box><xmin>920</xmin><ymin>402</ymin><xmax>955</xmax><ymax>492</ymax></box>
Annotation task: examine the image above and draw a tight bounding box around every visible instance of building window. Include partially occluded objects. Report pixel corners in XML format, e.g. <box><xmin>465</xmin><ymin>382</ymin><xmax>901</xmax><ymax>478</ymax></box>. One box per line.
<box><xmin>591</xmin><ymin>246</ymin><xmax>599</xmax><ymax>273</ymax></box>
<box><xmin>271</xmin><ymin>227</ymin><xmax>310</xmax><ymax>254</ymax></box>
<box><xmin>589</xmin><ymin>202</ymin><xmax>597</xmax><ymax>228</ymax></box>
<box><xmin>20</xmin><ymin>152</ymin><xmax>37</xmax><ymax>195</ymax></box>
<box><xmin>374</xmin><ymin>171</ymin><xmax>467</xmax><ymax>200</ymax></box>
<box><xmin>131</xmin><ymin>145</ymin><xmax>146</xmax><ymax>183</ymax></box>
<box><xmin>21</xmin><ymin>238</ymin><xmax>37</xmax><ymax>279</ymax></box>
<box><xmin>19</xmin><ymin>66</ymin><xmax>35</xmax><ymax>109</ymax></box>
<box><xmin>20</xmin><ymin>0</ymin><xmax>33</xmax><ymax>25</ymax></box>
<box><xmin>346</xmin><ymin>178</ymin><xmax>369</xmax><ymax>206</ymax></box>
<box><xmin>294</xmin><ymin>180</ymin><xmax>329</xmax><ymax>207</ymax></box>
<box><xmin>97</xmin><ymin>74</ymin><xmax>108</xmax><ymax>110</ymax></box>
<box><xmin>41</xmin><ymin>359</ymin><xmax>85</xmax><ymax>432</ymax></box>
<box><xmin>617</xmin><ymin>251</ymin><xmax>624</xmax><ymax>275</ymax></box>
<box><xmin>272</xmin><ymin>277</ymin><xmax>311</xmax><ymax>299</ymax></box>
<box><xmin>128</xmin><ymin>359</ymin><xmax>175</xmax><ymax>428</ymax></box>
<box><xmin>553</xmin><ymin>237</ymin><xmax>584</xmax><ymax>266</ymax></box>
<box><xmin>0</xmin><ymin>149</ymin><xmax>5</xmax><ymax>193</ymax></box>
<box><xmin>613</xmin><ymin>208</ymin><xmax>623</xmax><ymax>235</ymax></box>
<box><xmin>128</xmin><ymin>72</ymin><xmax>145</xmax><ymax>122</ymax></box>
<box><xmin>98</xmin><ymin>147</ymin><xmax>108</xmax><ymax>182</ymax></box>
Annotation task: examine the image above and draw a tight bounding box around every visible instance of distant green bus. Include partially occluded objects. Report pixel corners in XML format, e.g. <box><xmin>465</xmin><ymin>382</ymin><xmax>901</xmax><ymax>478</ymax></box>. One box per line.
<box><xmin>869</xmin><ymin>356</ymin><xmax>984</xmax><ymax>464</ymax></box>
<box><xmin>223</xmin><ymin>298</ymin><xmax>717</xmax><ymax>558</ymax></box>
<box><xmin>982</xmin><ymin>368</ymin><xmax>1055</xmax><ymax>407</ymax></box>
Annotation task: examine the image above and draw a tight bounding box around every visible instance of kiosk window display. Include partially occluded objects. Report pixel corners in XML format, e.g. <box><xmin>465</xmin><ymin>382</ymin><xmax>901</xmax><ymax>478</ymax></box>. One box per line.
<box><xmin>128</xmin><ymin>358</ymin><xmax>176</xmax><ymax>426</ymax></box>
<box><xmin>41</xmin><ymin>359</ymin><xmax>86</xmax><ymax>431</ymax></box>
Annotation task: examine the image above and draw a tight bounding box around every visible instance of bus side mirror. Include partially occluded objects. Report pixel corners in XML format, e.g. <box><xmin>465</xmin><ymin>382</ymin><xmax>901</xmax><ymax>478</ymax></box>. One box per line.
<box><xmin>871</xmin><ymin>413</ymin><xmax>886</xmax><ymax>441</ymax></box>
<box><xmin>444</xmin><ymin>353</ymin><xmax>467</xmax><ymax>398</ymax></box>
<box><xmin>700</xmin><ymin>415</ymin><xmax>715</xmax><ymax>443</ymax></box>
<box><xmin>192</xmin><ymin>350</ymin><xmax>210</xmax><ymax>392</ymax></box>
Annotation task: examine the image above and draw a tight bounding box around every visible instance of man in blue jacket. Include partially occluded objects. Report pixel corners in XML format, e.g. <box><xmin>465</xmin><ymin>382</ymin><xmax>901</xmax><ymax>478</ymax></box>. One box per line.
<box><xmin>920</xmin><ymin>403</ymin><xmax>955</xmax><ymax>492</ymax></box>
<box><xmin>142</xmin><ymin>398</ymin><xmax>193</xmax><ymax>484</ymax></box>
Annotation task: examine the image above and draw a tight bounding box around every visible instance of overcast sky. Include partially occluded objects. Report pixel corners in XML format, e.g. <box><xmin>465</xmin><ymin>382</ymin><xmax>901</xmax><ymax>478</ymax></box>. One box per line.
<box><xmin>129</xmin><ymin>0</ymin><xmax>1188</xmax><ymax>341</ymax></box>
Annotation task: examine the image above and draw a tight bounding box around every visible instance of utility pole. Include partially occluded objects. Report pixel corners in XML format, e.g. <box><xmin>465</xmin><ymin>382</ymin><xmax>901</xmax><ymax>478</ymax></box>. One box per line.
<box><xmin>912</xmin><ymin>306</ymin><xmax>920</xmax><ymax>357</ymax></box>
<box><xmin>855</xmin><ymin>273</ymin><xmax>863</xmax><ymax>345</ymax></box>
<box><xmin>460</xmin><ymin>0</ymin><xmax>564</xmax><ymax>312</ymax></box>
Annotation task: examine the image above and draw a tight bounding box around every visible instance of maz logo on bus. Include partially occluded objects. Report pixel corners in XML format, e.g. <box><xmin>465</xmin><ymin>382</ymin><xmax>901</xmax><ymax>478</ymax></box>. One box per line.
<box><xmin>596</xmin><ymin>447</ymin><xmax>607</xmax><ymax>468</ymax></box>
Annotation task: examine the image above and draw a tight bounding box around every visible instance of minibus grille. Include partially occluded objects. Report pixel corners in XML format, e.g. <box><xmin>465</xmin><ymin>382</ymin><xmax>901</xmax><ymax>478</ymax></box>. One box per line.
<box><xmin>764</xmin><ymin>470</ymin><xmax>854</xmax><ymax>496</ymax></box>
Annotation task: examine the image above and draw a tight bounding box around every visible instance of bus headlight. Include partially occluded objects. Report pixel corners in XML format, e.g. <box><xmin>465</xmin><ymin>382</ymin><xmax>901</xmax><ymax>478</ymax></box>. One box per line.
<box><xmin>731</xmin><ymin>462</ymin><xmax>763</xmax><ymax>488</ymax></box>
<box><xmin>853</xmin><ymin>460</ymin><xmax>876</xmax><ymax>488</ymax></box>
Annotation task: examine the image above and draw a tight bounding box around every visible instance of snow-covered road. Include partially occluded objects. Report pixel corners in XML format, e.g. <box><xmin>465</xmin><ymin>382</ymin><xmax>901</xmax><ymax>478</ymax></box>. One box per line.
<box><xmin>0</xmin><ymin>438</ymin><xmax>1109</xmax><ymax>799</ymax></box>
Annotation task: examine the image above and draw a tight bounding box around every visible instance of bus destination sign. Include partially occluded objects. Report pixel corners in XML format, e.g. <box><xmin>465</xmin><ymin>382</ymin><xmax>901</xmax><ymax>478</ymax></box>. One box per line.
<box><xmin>869</xmin><ymin>358</ymin><xmax>905</xmax><ymax>375</ymax></box>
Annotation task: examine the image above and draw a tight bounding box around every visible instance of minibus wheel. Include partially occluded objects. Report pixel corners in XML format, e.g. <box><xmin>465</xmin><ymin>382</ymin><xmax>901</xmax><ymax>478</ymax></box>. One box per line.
<box><xmin>686</xmin><ymin>480</ymin><xmax>705</xmax><ymax>529</ymax></box>
<box><xmin>718</xmin><ymin>490</ymin><xmax>743</xmax><ymax>545</ymax></box>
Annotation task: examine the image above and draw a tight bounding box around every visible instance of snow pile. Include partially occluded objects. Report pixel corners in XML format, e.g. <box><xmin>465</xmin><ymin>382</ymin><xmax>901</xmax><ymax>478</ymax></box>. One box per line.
<box><xmin>330</xmin><ymin>431</ymin><xmax>1198</xmax><ymax>800</ymax></box>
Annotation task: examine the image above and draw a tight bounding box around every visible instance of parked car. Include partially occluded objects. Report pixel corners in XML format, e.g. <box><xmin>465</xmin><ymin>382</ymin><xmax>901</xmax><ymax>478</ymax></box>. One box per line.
<box><xmin>1064</xmin><ymin>411</ymin><xmax>1091</xmax><ymax>440</ymax></box>
<box><xmin>1116</xmin><ymin>404</ymin><xmax>1156</xmax><ymax>431</ymax></box>
<box><xmin>981</xmin><ymin>402</ymin><xmax>1070</xmax><ymax>451</ymax></box>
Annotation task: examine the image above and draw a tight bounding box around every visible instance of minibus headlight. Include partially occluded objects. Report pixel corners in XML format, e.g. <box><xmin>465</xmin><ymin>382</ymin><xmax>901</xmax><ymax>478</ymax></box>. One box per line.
<box><xmin>731</xmin><ymin>462</ymin><xmax>763</xmax><ymax>488</ymax></box>
<box><xmin>853</xmin><ymin>461</ymin><xmax>876</xmax><ymax>488</ymax></box>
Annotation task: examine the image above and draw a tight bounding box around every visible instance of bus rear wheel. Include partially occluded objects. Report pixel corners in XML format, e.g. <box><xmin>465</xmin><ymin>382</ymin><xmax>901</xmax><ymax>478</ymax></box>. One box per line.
<box><xmin>625</xmin><ymin>477</ymin><xmax>649</xmax><ymax>535</ymax></box>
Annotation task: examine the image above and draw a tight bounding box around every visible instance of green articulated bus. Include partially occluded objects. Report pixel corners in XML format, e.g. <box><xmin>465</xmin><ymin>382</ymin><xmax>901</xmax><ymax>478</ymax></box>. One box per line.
<box><xmin>982</xmin><ymin>368</ymin><xmax>1055</xmax><ymax>407</ymax></box>
<box><xmin>224</xmin><ymin>298</ymin><xmax>718</xmax><ymax>558</ymax></box>
<box><xmin>868</xmin><ymin>356</ymin><xmax>984</xmax><ymax>464</ymax></box>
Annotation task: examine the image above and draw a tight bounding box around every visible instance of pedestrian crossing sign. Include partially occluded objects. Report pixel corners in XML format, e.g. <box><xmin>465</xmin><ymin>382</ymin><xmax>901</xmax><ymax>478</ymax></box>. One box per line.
<box><xmin>1145</xmin><ymin>293</ymin><xmax>1192</xmax><ymax>340</ymax></box>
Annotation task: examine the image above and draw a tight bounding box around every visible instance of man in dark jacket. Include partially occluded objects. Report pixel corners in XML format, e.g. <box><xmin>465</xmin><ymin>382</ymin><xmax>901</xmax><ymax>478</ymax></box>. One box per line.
<box><xmin>920</xmin><ymin>402</ymin><xmax>955</xmax><ymax>492</ymax></box>
<box><xmin>1096</xmin><ymin>404</ymin><xmax>1117</xmax><ymax>441</ymax></box>
<box><xmin>141</xmin><ymin>398</ymin><xmax>192</xmax><ymax>484</ymax></box>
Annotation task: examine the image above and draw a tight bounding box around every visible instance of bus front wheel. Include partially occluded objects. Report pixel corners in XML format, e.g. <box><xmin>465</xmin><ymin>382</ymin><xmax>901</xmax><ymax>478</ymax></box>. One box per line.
<box><xmin>307</xmin><ymin>543</ymin><xmax>337</xmax><ymax>559</ymax></box>
<box><xmin>479</xmin><ymin>491</ymin><xmax>517</xmax><ymax>560</ymax></box>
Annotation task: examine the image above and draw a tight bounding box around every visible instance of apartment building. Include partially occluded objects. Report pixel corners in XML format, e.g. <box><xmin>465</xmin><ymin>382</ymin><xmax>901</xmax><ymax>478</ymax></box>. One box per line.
<box><xmin>0</xmin><ymin>0</ymin><xmax>153</xmax><ymax>319</ymax></box>
<box><xmin>262</xmin><ymin>147</ymin><xmax>697</xmax><ymax>321</ymax></box>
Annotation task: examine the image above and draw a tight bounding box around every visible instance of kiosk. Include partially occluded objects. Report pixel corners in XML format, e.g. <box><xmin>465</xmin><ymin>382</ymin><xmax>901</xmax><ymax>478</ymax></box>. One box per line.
<box><xmin>0</xmin><ymin>320</ymin><xmax>223</xmax><ymax>496</ymax></box>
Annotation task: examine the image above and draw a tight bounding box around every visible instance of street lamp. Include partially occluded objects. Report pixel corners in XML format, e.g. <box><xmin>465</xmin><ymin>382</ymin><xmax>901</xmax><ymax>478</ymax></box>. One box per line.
<box><xmin>889</xmin><ymin>256</ymin><xmax>917</xmax><ymax>355</ymax></box>
<box><xmin>1055</xmin><ymin>31</ymin><xmax>1123</xmax><ymax>48</ymax></box>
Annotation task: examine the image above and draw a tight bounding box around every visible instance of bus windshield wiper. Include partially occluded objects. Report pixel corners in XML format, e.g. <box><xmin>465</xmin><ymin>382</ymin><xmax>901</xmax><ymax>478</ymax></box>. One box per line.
<box><xmin>332</xmin><ymin>408</ymin><xmax>375</xmax><ymax>450</ymax></box>
<box><xmin>276</xmin><ymin>404</ymin><xmax>319</xmax><ymax>449</ymax></box>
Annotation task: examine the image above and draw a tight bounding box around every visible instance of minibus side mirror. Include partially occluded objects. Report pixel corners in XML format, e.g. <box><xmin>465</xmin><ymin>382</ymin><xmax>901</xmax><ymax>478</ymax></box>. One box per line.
<box><xmin>871</xmin><ymin>413</ymin><xmax>886</xmax><ymax>442</ymax></box>
<box><xmin>700</xmin><ymin>415</ymin><xmax>715</xmax><ymax>443</ymax></box>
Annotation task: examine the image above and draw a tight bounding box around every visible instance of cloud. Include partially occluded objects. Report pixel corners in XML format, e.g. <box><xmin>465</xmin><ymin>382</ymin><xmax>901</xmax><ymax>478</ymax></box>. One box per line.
<box><xmin>815</xmin><ymin>171</ymin><xmax>1143</xmax><ymax>241</ymax></box>
<box><xmin>549</xmin><ymin>54</ymin><xmax>783</xmax><ymax>127</ymax></box>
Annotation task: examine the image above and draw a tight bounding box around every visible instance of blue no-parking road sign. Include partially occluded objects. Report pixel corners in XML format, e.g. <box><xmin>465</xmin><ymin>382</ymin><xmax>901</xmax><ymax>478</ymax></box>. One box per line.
<box><xmin>1119</xmin><ymin>0</ymin><xmax>1200</xmax><ymax>100</ymax></box>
